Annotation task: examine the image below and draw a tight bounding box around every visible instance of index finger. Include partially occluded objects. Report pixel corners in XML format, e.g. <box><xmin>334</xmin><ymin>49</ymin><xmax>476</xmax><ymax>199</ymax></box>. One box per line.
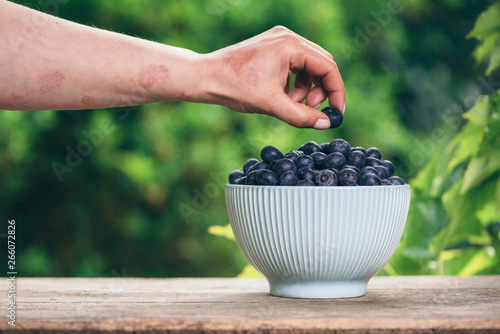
<box><xmin>289</xmin><ymin>48</ymin><xmax>345</xmax><ymax>113</ymax></box>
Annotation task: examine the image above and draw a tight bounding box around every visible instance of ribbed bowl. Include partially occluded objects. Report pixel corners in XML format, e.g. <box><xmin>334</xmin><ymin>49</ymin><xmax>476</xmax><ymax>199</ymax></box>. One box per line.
<box><xmin>225</xmin><ymin>184</ymin><xmax>411</xmax><ymax>299</ymax></box>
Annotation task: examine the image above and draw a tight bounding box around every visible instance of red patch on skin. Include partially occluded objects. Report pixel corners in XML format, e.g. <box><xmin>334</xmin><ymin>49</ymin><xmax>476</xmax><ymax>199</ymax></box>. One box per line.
<box><xmin>10</xmin><ymin>94</ymin><xmax>30</xmax><ymax>110</ymax></box>
<box><xmin>138</xmin><ymin>64</ymin><xmax>169</xmax><ymax>90</ymax></box>
<box><xmin>177</xmin><ymin>92</ymin><xmax>192</xmax><ymax>100</ymax></box>
<box><xmin>222</xmin><ymin>47</ymin><xmax>261</xmax><ymax>86</ymax></box>
<box><xmin>39</xmin><ymin>70</ymin><xmax>65</xmax><ymax>93</ymax></box>
<box><xmin>81</xmin><ymin>95</ymin><xmax>95</xmax><ymax>105</ymax></box>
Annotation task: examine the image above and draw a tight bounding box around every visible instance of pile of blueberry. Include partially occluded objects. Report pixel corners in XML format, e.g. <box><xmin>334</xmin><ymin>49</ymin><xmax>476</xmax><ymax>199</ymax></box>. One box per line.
<box><xmin>228</xmin><ymin>139</ymin><xmax>405</xmax><ymax>186</ymax></box>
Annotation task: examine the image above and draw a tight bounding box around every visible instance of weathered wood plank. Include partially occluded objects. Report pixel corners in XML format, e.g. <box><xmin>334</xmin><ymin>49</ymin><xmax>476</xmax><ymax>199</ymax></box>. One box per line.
<box><xmin>1</xmin><ymin>276</ymin><xmax>499</xmax><ymax>333</ymax></box>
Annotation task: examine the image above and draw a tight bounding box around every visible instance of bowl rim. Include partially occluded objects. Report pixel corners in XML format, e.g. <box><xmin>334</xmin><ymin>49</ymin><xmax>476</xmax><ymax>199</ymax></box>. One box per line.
<box><xmin>226</xmin><ymin>184</ymin><xmax>410</xmax><ymax>190</ymax></box>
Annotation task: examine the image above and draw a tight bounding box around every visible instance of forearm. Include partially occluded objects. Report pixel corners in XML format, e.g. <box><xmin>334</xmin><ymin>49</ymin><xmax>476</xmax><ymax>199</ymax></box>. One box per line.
<box><xmin>0</xmin><ymin>1</ymin><xmax>205</xmax><ymax>111</ymax></box>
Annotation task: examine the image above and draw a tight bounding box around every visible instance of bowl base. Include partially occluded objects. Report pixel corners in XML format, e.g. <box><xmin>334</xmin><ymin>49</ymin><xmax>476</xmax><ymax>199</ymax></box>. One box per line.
<box><xmin>269</xmin><ymin>280</ymin><xmax>368</xmax><ymax>299</ymax></box>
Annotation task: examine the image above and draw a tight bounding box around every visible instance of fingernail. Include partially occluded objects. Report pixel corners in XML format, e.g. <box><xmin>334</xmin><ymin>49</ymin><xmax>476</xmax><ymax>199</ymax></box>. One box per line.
<box><xmin>343</xmin><ymin>102</ymin><xmax>346</xmax><ymax>113</ymax></box>
<box><xmin>314</xmin><ymin>119</ymin><xmax>330</xmax><ymax>130</ymax></box>
<box><xmin>314</xmin><ymin>103</ymin><xmax>321</xmax><ymax>109</ymax></box>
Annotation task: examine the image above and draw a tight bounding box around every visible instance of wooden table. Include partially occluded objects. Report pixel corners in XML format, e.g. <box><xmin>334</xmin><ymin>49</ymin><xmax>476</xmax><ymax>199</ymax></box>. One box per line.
<box><xmin>1</xmin><ymin>276</ymin><xmax>499</xmax><ymax>333</ymax></box>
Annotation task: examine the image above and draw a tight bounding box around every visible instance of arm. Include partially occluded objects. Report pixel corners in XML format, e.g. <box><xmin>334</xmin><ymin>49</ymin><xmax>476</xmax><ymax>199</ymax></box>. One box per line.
<box><xmin>0</xmin><ymin>1</ymin><xmax>345</xmax><ymax>129</ymax></box>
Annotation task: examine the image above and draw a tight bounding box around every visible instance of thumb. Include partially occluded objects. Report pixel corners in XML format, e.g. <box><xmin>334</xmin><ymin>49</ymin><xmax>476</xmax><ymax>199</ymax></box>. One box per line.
<box><xmin>268</xmin><ymin>93</ymin><xmax>331</xmax><ymax>129</ymax></box>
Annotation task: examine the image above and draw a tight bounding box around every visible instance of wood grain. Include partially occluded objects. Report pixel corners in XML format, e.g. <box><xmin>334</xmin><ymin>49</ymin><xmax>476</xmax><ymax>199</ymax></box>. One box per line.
<box><xmin>1</xmin><ymin>276</ymin><xmax>499</xmax><ymax>333</ymax></box>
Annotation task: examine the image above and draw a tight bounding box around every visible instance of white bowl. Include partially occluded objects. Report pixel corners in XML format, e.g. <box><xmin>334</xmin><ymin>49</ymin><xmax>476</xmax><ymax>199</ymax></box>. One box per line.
<box><xmin>225</xmin><ymin>184</ymin><xmax>411</xmax><ymax>299</ymax></box>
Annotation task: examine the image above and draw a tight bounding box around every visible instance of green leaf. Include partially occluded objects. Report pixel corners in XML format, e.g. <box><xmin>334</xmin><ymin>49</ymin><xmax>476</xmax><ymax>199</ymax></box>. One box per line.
<box><xmin>412</xmin><ymin>145</ymin><xmax>450</xmax><ymax>196</ymax></box>
<box><xmin>441</xmin><ymin>247</ymin><xmax>497</xmax><ymax>276</ymax></box>
<box><xmin>462</xmin><ymin>95</ymin><xmax>491</xmax><ymax>127</ymax></box>
<box><xmin>473</xmin><ymin>33</ymin><xmax>500</xmax><ymax>63</ymax></box>
<box><xmin>467</xmin><ymin>2</ymin><xmax>500</xmax><ymax>40</ymax></box>
<box><xmin>237</xmin><ymin>264</ymin><xmax>262</xmax><ymax>278</ymax></box>
<box><xmin>476</xmin><ymin>199</ymin><xmax>500</xmax><ymax>226</ymax></box>
<box><xmin>461</xmin><ymin>150</ymin><xmax>500</xmax><ymax>194</ymax></box>
<box><xmin>207</xmin><ymin>224</ymin><xmax>235</xmax><ymax>240</ymax></box>
<box><xmin>431</xmin><ymin>179</ymin><xmax>494</xmax><ymax>254</ymax></box>
<box><xmin>486</xmin><ymin>43</ymin><xmax>500</xmax><ymax>75</ymax></box>
<box><xmin>447</xmin><ymin>122</ymin><xmax>485</xmax><ymax>172</ymax></box>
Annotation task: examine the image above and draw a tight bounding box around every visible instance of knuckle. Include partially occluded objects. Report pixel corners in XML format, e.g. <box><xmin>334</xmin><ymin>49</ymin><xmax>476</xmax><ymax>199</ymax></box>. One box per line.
<box><xmin>271</xmin><ymin>25</ymin><xmax>290</xmax><ymax>33</ymax></box>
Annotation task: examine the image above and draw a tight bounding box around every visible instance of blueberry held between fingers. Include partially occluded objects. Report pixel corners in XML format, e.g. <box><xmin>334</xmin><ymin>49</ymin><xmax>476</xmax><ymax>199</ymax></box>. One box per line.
<box><xmin>338</xmin><ymin>168</ymin><xmax>358</xmax><ymax>186</ymax></box>
<box><xmin>329</xmin><ymin>139</ymin><xmax>351</xmax><ymax>158</ymax></box>
<box><xmin>272</xmin><ymin>158</ymin><xmax>297</xmax><ymax>177</ymax></box>
<box><xmin>296</xmin><ymin>167</ymin><xmax>315</xmax><ymax>181</ymax></box>
<box><xmin>314</xmin><ymin>170</ymin><xmax>338</xmax><ymax>186</ymax></box>
<box><xmin>311</xmin><ymin>152</ymin><xmax>327</xmax><ymax>169</ymax></box>
<box><xmin>229</xmin><ymin>170</ymin><xmax>244</xmax><ymax>184</ymax></box>
<box><xmin>260</xmin><ymin>145</ymin><xmax>283</xmax><ymax>163</ymax></box>
<box><xmin>295</xmin><ymin>155</ymin><xmax>315</xmax><ymax>170</ymax></box>
<box><xmin>321</xmin><ymin>106</ymin><xmax>343</xmax><ymax>129</ymax></box>
<box><xmin>301</xmin><ymin>141</ymin><xmax>321</xmax><ymax>155</ymax></box>
<box><xmin>323</xmin><ymin>152</ymin><xmax>346</xmax><ymax>170</ymax></box>
<box><xmin>296</xmin><ymin>179</ymin><xmax>315</xmax><ymax>186</ymax></box>
<box><xmin>279</xmin><ymin>171</ymin><xmax>299</xmax><ymax>186</ymax></box>
<box><xmin>346</xmin><ymin>150</ymin><xmax>366</xmax><ymax>170</ymax></box>
<box><xmin>243</xmin><ymin>158</ymin><xmax>259</xmax><ymax>175</ymax></box>
<box><xmin>388</xmin><ymin>176</ymin><xmax>404</xmax><ymax>185</ymax></box>
<box><xmin>360</xmin><ymin>173</ymin><xmax>382</xmax><ymax>186</ymax></box>
<box><xmin>255</xmin><ymin>169</ymin><xmax>278</xmax><ymax>185</ymax></box>
<box><xmin>366</xmin><ymin>147</ymin><xmax>382</xmax><ymax>160</ymax></box>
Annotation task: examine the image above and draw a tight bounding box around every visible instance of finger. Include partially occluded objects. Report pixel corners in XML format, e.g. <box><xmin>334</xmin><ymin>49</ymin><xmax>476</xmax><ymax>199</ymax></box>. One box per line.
<box><xmin>290</xmin><ymin>48</ymin><xmax>345</xmax><ymax>113</ymax></box>
<box><xmin>287</xmin><ymin>71</ymin><xmax>312</xmax><ymax>103</ymax></box>
<box><xmin>267</xmin><ymin>91</ymin><xmax>331</xmax><ymax>130</ymax></box>
<box><xmin>305</xmin><ymin>86</ymin><xmax>328</xmax><ymax>108</ymax></box>
<box><xmin>284</xmin><ymin>72</ymin><xmax>291</xmax><ymax>94</ymax></box>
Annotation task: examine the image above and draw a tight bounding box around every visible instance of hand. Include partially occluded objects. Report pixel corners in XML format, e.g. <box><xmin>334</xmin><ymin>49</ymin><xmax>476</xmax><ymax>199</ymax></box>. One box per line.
<box><xmin>200</xmin><ymin>26</ymin><xmax>345</xmax><ymax>130</ymax></box>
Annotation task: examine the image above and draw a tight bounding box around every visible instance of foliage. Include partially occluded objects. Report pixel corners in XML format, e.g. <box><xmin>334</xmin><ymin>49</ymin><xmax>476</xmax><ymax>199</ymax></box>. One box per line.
<box><xmin>0</xmin><ymin>0</ymin><xmax>493</xmax><ymax>277</ymax></box>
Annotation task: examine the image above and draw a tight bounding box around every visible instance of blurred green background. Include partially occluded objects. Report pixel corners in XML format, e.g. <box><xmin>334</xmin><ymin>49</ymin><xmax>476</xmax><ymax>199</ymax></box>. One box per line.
<box><xmin>1</xmin><ymin>0</ymin><xmax>499</xmax><ymax>277</ymax></box>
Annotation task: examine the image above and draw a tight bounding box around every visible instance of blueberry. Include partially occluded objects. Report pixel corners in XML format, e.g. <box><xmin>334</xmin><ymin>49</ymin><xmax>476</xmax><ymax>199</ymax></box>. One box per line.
<box><xmin>321</xmin><ymin>106</ymin><xmax>343</xmax><ymax>128</ymax></box>
<box><xmin>388</xmin><ymin>176</ymin><xmax>404</xmax><ymax>185</ymax></box>
<box><xmin>382</xmin><ymin>160</ymin><xmax>395</xmax><ymax>177</ymax></box>
<box><xmin>293</xmin><ymin>150</ymin><xmax>304</xmax><ymax>156</ymax></box>
<box><xmin>247</xmin><ymin>161</ymin><xmax>268</xmax><ymax>174</ymax></box>
<box><xmin>243</xmin><ymin>158</ymin><xmax>259</xmax><ymax>175</ymax></box>
<box><xmin>301</xmin><ymin>141</ymin><xmax>321</xmax><ymax>155</ymax></box>
<box><xmin>314</xmin><ymin>170</ymin><xmax>338</xmax><ymax>186</ymax></box>
<box><xmin>323</xmin><ymin>152</ymin><xmax>346</xmax><ymax>170</ymax></box>
<box><xmin>341</xmin><ymin>165</ymin><xmax>360</xmax><ymax>176</ymax></box>
<box><xmin>351</xmin><ymin>146</ymin><xmax>366</xmax><ymax>155</ymax></box>
<box><xmin>272</xmin><ymin>158</ymin><xmax>297</xmax><ymax>177</ymax></box>
<box><xmin>296</xmin><ymin>167</ymin><xmax>315</xmax><ymax>181</ymax></box>
<box><xmin>246</xmin><ymin>170</ymin><xmax>257</xmax><ymax>185</ymax></box>
<box><xmin>374</xmin><ymin>165</ymin><xmax>389</xmax><ymax>179</ymax></box>
<box><xmin>235</xmin><ymin>176</ymin><xmax>247</xmax><ymax>185</ymax></box>
<box><xmin>268</xmin><ymin>160</ymin><xmax>277</xmax><ymax>171</ymax></box>
<box><xmin>311</xmin><ymin>152</ymin><xmax>327</xmax><ymax>169</ymax></box>
<box><xmin>320</xmin><ymin>142</ymin><xmax>330</xmax><ymax>153</ymax></box>
<box><xmin>346</xmin><ymin>150</ymin><xmax>366</xmax><ymax>170</ymax></box>
<box><xmin>360</xmin><ymin>173</ymin><xmax>382</xmax><ymax>186</ymax></box>
<box><xmin>260</xmin><ymin>145</ymin><xmax>283</xmax><ymax>163</ymax></box>
<box><xmin>365</xmin><ymin>157</ymin><xmax>384</xmax><ymax>167</ymax></box>
<box><xmin>255</xmin><ymin>169</ymin><xmax>278</xmax><ymax>186</ymax></box>
<box><xmin>296</xmin><ymin>179</ymin><xmax>315</xmax><ymax>186</ymax></box>
<box><xmin>229</xmin><ymin>170</ymin><xmax>244</xmax><ymax>184</ymax></box>
<box><xmin>328</xmin><ymin>168</ymin><xmax>340</xmax><ymax>176</ymax></box>
<box><xmin>283</xmin><ymin>151</ymin><xmax>300</xmax><ymax>162</ymax></box>
<box><xmin>295</xmin><ymin>155</ymin><xmax>315</xmax><ymax>170</ymax></box>
<box><xmin>366</xmin><ymin>147</ymin><xmax>382</xmax><ymax>160</ymax></box>
<box><xmin>328</xmin><ymin>139</ymin><xmax>351</xmax><ymax>158</ymax></box>
<box><xmin>279</xmin><ymin>171</ymin><xmax>299</xmax><ymax>186</ymax></box>
<box><xmin>360</xmin><ymin>166</ymin><xmax>377</xmax><ymax>175</ymax></box>
<box><xmin>338</xmin><ymin>168</ymin><xmax>358</xmax><ymax>186</ymax></box>
<box><xmin>381</xmin><ymin>179</ymin><xmax>392</xmax><ymax>186</ymax></box>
